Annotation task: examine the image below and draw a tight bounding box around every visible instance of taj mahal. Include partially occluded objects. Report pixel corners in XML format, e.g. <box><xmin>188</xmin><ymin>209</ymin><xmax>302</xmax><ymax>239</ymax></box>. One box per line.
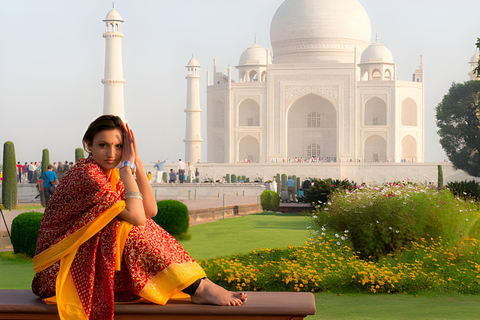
<box><xmin>99</xmin><ymin>0</ymin><xmax>478</xmax><ymax>184</ymax></box>
<box><xmin>206</xmin><ymin>0</ymin><xmax>424</xmax><ymax>165</ymax></box>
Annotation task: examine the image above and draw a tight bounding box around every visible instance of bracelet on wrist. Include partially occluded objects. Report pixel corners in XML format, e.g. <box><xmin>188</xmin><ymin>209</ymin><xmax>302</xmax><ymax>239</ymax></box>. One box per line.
<box><xmin>119</xmin><ymin>161</ymin><xmax>136</xmax><ymax>174</ymax></box>
<box><xmin>125</xmin><ymin>191</ymin><xmax>143</xmax><ymax>200</ymax></box>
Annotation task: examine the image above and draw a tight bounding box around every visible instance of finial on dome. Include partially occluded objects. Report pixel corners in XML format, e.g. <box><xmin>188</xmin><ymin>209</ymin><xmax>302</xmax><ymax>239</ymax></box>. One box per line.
<box><xmin>113</xmin><ymin>2</ymin><xmax>115</xmax><ymax>8</ymax></box>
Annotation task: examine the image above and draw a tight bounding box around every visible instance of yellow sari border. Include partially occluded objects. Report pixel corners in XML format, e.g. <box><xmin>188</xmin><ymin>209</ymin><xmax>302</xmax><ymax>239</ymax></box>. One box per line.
<box><xmin>138</xmin><ymin>261</ymin><xmax>207</xmax><ymax>305</ymax></box>
<box><xmin>33</xmin><ymin>200</ymin><xmax>126</xmax><ymax>273</ymax></box>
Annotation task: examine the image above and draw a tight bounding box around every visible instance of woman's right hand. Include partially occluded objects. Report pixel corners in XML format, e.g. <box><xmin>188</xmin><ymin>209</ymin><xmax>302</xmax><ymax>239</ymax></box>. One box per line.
<box><xmin>121</xmin><ymin>123</ymin><xmax>135</xmax><ymax>164</ymax></box>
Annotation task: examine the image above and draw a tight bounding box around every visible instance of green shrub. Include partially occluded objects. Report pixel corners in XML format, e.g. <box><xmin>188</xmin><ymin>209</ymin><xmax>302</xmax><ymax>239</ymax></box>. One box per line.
<box><xmin>231</xmin><ymin>174</ymin><xmax>236</xmax><ymax>183</ymax></box>
<box><xmin>276</xmin><ymin>174</ymin><xmax>281</xmax><ymax>193</ymax></box>
<box><xmin>162</xmin><ymin>171</ymin><xmax>168</xmax><ymax>182</ymax></box>
<box><xmin>447</xmin><ymin>180</ymin><xmax>480</xmax><ymax>202</ymax></box>
<box><xmin>304</xmin><ymin>178</ymin><xmax>357</xmax><ymax>207</ymax></box>
<box><xmin>314</xmin><ymin>183</ymin><xmax>480</xmax><ymax>260</ymax></box>
<box><xmin>260</xmin><ymin>190</ymin><xmax>280</xmax><ymax>212</ymax></box>
<box><xmin>304</xmin><ymin>179</ymin><xmax>335</xmax><ymax>206</ymax></box>
<box><xmin>226</xmin><ymin>174</ymin><xmax>230</xmax><ymax>183</ymax></box>
<box><xmin>153</xmin><ymin>200</ymin><xmax>189</xmax><ymax>236</ymax></box>
<box><xmin>75</xmin><ymin>148</ymin><xmax>85</xmax><ymax>163</ymax></box>
<box><xmin>11</xmin><ymin>211</ymin><xmax>43</xmax><ymax>258</ymax></box>
<box><xmin>2</xmin><ymin>141</ymin><xmax>17</xmax><ymax>209</ymax></box>
<box><xmin>246</xmin><ymin>177</ymin><xmax>250</xmax><ymax>183</ymax></box>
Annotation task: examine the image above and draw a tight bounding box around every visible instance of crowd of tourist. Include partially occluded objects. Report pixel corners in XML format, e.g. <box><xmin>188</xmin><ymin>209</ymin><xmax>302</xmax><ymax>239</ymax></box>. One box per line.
<box><xmin>13</xmin><ymin>161</ymin><xmax>74</xmax><ymax>184</ymax></box>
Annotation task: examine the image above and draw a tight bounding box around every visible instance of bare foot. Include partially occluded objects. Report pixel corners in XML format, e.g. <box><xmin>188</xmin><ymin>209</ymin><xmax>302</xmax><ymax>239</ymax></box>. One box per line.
<box><xmin>191</xmin><ymin>279</ymin><xmax>247</xmax><ymax>306</ymax></box>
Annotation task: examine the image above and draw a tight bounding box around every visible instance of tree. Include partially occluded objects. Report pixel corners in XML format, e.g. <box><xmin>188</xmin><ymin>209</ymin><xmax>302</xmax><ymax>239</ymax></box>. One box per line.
<box><xmin>436</xmin><ymin>81</ymin><xmax>480</xmax><ymax>177</ymax></box>
<box><xmin>2</xmin><ymin>141</ymin><xmax>17</xmax><ymax>209</ymax></box>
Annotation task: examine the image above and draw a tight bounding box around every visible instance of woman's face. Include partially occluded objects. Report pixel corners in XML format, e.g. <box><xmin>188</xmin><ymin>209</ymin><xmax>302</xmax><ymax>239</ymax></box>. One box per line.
<box><xmin>88</xmin><ymin>129</ymin><xmax>123</xmax><ymax>174</ymax></box>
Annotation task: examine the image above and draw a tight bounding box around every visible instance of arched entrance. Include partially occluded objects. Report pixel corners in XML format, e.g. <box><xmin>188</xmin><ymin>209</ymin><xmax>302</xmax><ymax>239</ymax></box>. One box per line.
<box><xmin>401</xmin><ymin>135</ymin><xmax>417</xmax><ymax>162</ymax></box>
<box><xmin>239</xmin><ymin>135</ymin><xmax>260</xmax><ymax>163</ymax></box>
<box><xmin>287</xmin><ymin>94</ymin><xmax>336</xmax><ymax>161</ymax></box>
<box><xmin>364</xmin><ymin>135</ymin><xmax>386</xmax><ymax>162</ymax></box>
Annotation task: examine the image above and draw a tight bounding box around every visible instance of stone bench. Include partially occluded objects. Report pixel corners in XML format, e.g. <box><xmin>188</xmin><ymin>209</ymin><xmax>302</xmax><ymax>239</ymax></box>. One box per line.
<box><xmin>0</xmin><ymin>290</ymin><xmax>316</xmax><ymax>320</ymax></box>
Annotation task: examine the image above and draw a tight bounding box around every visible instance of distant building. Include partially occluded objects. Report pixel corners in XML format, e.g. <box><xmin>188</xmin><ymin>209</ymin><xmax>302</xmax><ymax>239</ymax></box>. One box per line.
<box><xmin>468</xmin><ymin>48</ymin><xmax>479</xmax><ymax>80</ymax></box>
<box><xmin>205</xmin><ymin>0</ymin><xmax>424</xmax><ymax>164</ymax></box>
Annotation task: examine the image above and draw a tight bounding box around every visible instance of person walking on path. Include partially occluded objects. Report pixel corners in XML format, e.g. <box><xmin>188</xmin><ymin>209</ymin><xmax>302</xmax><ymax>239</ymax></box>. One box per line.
<box><xmin>153</xmin><ymin>159</ymin><xmax>166</xmax><ymax>183</ymax></box>
<box><xmin>287</xmin><ymin>176</ymin><xmax>295</xmax><ymax>203</ymax></box>
<box><xmin>40</xmin><ymin>165</ymin><xmax>59</xmax><ymax>205</ymax></box>
<box><xmin>188</xmin><ymin>162</ymin><xmax>196</xmax><ymax>183</ymax></box>
<box><xmin>169</xmin><ymin>169</ymin><xmax>176</xmax><ymax>183</ymax></box>
<box><xmin>178</xmin><ymin>159</ymin><xmax>186</xmax><ymax>183</ymax></box>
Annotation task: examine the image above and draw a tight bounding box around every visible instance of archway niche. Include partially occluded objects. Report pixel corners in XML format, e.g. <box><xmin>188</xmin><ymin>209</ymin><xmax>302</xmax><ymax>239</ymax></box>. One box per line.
<box><xmin>372</xmin><ymin>68</ymin><xmax>382</xmax><ymax>80</ymax></box>
<box><xmin>239</xmin><ymin>135</ymin><xmax>260</xmax><ymax>163</ymax></box>
<box><xmin>401</xmin><ymin>135</ymin><xmax>417</xmax><ymax>162</ymax></box>
<box><xmin>287</xmin><ymin>93</ymin><xmax>336</xmax><ymax>160</ymax></box>
<box><xmin>238</xmin><ymin>99</ymin><xmax>260</xmax><ymax>126</ymax></box>
<box><xmin>402</xmin><ymin>98</ymin><xmax>417</xmax><ymax>126</ymax></box>
<box><xmin>365</xmin><ymin>97</ymin><xmax>387</xmax><ymax>126</ymax></box>
<box><xmin>364</xmin><ymin>135</ymin><xmax>386</xmax><ymax>162</ymax></box>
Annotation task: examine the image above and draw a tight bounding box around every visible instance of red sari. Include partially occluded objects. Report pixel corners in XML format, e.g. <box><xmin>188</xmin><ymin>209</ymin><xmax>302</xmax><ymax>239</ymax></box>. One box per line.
<box><xmin>32</xmin><ymin>158</ymin><xmax>206</xmax><ymax>320</ymax></box>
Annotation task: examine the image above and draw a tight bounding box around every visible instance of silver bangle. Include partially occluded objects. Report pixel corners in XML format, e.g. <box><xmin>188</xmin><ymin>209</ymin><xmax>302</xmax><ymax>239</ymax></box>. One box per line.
<box><xmin>125</xmin><ymin>191</ymin><xmax>143</xmax><ymax>200</ymax></box>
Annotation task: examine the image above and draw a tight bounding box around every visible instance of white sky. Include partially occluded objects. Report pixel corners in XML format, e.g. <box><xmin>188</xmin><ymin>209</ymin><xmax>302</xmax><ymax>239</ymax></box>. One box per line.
<box><xmin>0</xmin><ymin>0</ymin><xmax>478</xmax><ymax>164</ymax></box>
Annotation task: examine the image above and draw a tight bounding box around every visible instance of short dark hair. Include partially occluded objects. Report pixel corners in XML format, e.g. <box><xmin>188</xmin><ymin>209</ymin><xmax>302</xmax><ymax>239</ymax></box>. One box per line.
<box><xmin>82</xmin><ymin>115</ymin><xmax>124</xmax><ymax>152</ymax></box>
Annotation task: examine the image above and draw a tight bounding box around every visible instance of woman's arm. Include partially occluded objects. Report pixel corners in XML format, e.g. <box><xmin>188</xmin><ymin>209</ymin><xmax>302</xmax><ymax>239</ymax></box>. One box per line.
<box><xmin>116</xmin><ymin>124</ymin><xmax>147</xmax><ymax>226</ymax></box>
<box><xmin>117</xmin><ymin>123</ymin><xmax>157</xmax><ymax>225</ymax></box>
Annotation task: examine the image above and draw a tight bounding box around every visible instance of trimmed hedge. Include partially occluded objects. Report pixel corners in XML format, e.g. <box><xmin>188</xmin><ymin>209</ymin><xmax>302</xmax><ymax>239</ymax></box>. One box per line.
<box><xmin>11</xmin><ymin>211</ymin><xmax>43</xmax><ymax>258</ymax></box>
<box><xmin>2</xmin><ymin>141</ymin><xmax>17</xmax><ymax>209</ymax></box>
<box><xmin>260</xmin><ymin>190</ymin><xmax>280</xmax><ymax>212</ymax></box>
<box><xmin>75</xmin><ymin>148</ymin><xmax>85</xmax><ymax>163</ymax></box>
<box><xmin>153</xmin><ymin>200</ymin><xmax>189</xmax><ymax>236</ymax></box>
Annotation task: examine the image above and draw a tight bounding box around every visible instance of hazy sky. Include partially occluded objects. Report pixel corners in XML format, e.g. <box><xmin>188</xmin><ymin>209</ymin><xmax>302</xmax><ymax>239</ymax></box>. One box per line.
<box><xmin>0</xmin><ymin>0</ymin><xmax>478</xmax><ymax>164</ymax></box>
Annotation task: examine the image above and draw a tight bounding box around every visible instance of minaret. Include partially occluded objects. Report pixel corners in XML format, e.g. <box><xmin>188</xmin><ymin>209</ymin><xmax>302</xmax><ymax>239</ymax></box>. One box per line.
<box><xmin>184</xmin><ymin>56</ymin><xmax>203</xmax><ymax>164</ymax></box>
<box><xmin>102</xmin><ymin>6</ymin><xmax>125</xmax><ymax>120</ymax></box>
<box><xmin>468</xmin><ymin>48</ymin><xmax>479</xmax><ymax>80</ymax></box>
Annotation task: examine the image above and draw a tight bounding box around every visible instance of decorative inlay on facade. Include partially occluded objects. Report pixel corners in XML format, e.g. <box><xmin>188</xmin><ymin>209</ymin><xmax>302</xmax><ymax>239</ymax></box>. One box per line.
<box><xmin>285</xmin><ymin>85</ymin><xmax>338</xmax><ymax>106</ymax></box>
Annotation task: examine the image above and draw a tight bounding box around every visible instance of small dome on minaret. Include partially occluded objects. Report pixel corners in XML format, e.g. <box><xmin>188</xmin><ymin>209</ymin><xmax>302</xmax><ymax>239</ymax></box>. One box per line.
<box><xmin>187</xmin><ymin>57</ymin><xmax>200</xmax><ymax>67</ymax></box>
<box><xmin>104</xmin><ymin>8</ymin><xmax>124</xmax><ymax>22</ymax></box>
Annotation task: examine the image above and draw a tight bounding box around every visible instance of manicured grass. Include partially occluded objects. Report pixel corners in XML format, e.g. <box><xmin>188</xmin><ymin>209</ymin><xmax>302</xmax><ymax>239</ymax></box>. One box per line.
<box><xmin>307</xmin><ymin>292</ymin><xmax>480</xmax><ymax>320</ymax></box>
<box><xmin>178</xmin><ymin>213</ymin><xmax>312</xmax><ymax>260</ymax></box>
<box><xmin>0</xmin><ymin>251</ymin><xmax>35</xmax><ymax>289</ymax></box>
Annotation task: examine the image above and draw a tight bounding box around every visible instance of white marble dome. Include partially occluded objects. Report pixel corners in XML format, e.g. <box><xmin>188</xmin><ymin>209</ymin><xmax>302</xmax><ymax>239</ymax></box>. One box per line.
<box><xmin>238</xmin><ymin>43</ymin><xmax>271</xmax><ymax>66</ymax></box>
<box><xmin>104</xmin><ymin>8</ymin><xmax>123</xmax><ymax>22</ymax></box>
<box><xmin>187</xmin><ymin>57</ymin><xmax>200</xmax><ymax>67</ymax></box>
<box><xmin>270</xmin><ymin>0</ymin><xmax>372</xmax><ymax>64</ymax></box>
<box><xmin>361</xmin><ymin>41</ymin><xmax>394</xmax><ymax>64</ymax></box>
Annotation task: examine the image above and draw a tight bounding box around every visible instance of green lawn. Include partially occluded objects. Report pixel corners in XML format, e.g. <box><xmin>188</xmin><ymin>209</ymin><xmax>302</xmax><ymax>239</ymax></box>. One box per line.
<box><xmin>307</xmin><ymin>292</ymin><xmax>480</xmax><ymax>320</ymax></box>
<box><xmin>178</xmin><ymin>212</ymin><xmax>312</xmax><ymax>260</ymax></box>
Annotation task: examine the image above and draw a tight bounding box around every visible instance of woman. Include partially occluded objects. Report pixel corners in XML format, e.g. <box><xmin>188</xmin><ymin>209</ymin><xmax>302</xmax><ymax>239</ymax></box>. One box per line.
<box><xmin>32</xmin><ymin>115</ymin><xmax>246</xmax><ymax>320</ymax></box>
